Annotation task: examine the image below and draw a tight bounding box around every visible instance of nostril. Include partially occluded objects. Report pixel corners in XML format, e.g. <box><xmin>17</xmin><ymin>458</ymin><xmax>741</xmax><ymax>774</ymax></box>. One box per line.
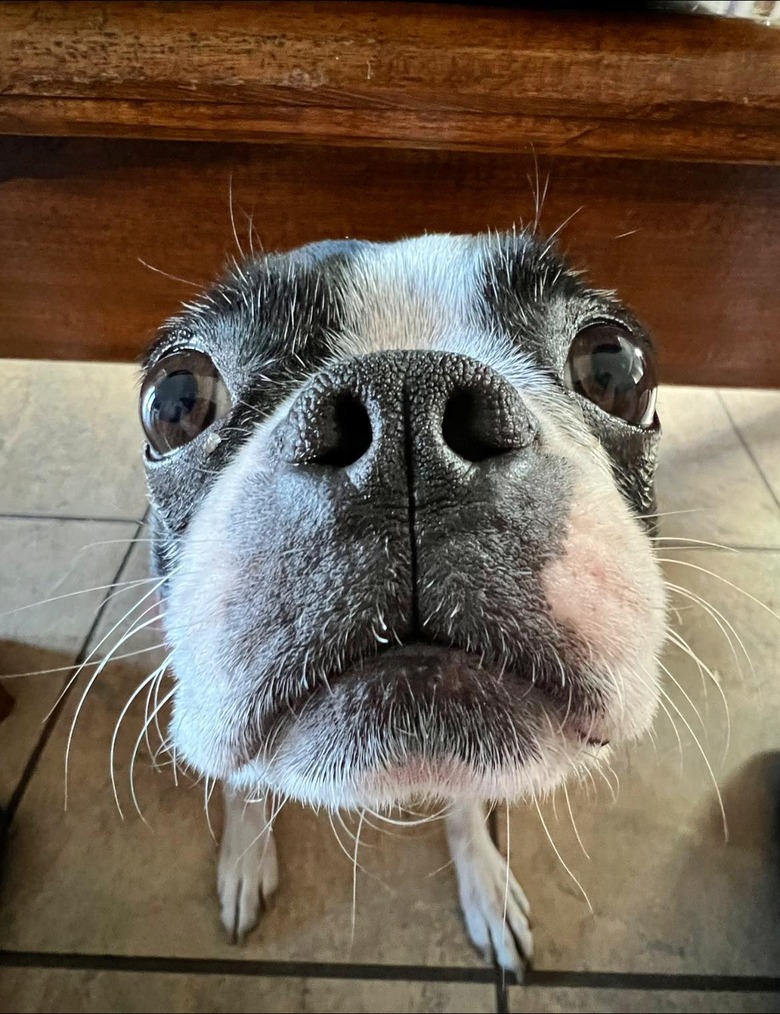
<box><xmin>442</xmin><ymin>389</ymin><xmax>511</xmax><ymax>463</ymax></box>
<box><xmin>312</xmin><ymin>394</ymin><xmax>373</xmax><ymax>468</ymax></box>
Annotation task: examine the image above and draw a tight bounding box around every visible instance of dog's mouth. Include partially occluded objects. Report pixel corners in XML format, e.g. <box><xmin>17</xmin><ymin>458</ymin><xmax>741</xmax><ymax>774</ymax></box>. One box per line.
<box><xmin>275</xmin><ymin>637</ymin><xmax>605</xmax><ymax>745</ymax></box>
<box><xmin>271</xmin><ymin>637</ymin><xmax>512</xmax><ymax>727</ymax></box>
<box><xmin>245</xmin><ymin>634</ymin><xmax>611</xmax><ymax>805</ymax></box>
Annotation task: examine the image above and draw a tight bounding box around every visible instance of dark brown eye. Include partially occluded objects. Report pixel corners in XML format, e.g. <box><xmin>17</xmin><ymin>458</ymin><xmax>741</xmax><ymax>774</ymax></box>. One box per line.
<box><xmin>564</xmin><ymin>323</ymin><xmax>657</xmax><ymax>427</ymax></box>
<box><xmin>140</xmin><ymin>350</ymin><xmax>231</xmax><ymax>457</ymax></box>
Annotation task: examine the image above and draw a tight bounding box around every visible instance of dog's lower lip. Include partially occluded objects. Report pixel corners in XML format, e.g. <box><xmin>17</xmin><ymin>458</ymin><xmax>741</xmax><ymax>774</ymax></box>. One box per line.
<box><xmin>270</xmin><ymin>638</ymin><xmax>587</xmax><ymax>737</ymax></box>
<box><xmin>272</xmin><ymin>639</ymin><xmax>490</xmax><ymax>720</ymax></box>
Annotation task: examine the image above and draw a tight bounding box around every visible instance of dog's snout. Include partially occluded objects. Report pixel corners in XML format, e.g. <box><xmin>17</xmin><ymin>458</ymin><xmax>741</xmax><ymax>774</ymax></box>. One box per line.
<box><xmin>277</xmin><ymin>351</ymin><xmax>536</xmax><ymax>497</ymax></box>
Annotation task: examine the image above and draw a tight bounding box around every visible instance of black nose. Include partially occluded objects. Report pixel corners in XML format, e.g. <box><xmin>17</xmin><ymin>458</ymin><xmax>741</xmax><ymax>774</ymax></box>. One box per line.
<box><xmin>305</xmin><ymin>393</ymin><xmax>374</xmax><ymax>469</ymax></box>
<box><xmin>278</xmin><ymin>351</ymin><xmax>536</xmax><ymax>494</ymax></box>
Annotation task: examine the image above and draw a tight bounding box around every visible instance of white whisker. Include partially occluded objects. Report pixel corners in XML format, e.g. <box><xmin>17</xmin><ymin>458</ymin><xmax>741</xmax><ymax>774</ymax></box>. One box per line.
<box><xmin>234</xmin><ymin>793</ymin><xmax>286</xmax><ymax>865</ymax></box>
<box><xmin>204</xmin><ymin>776</ymin><xmax>218</xmax><ymax>842</ymax></box>
<box><xmin>63</xmin><ymin>598</ymin><xmax>165</xmax><ymax>809</ymax></box>
<box><xmin>563</xmin><ymin>782</ymin><xmax>590</xmax><ymax>860</ymax></box>
<box><xmin>667</xmin><ymin>581</ymin><xmax>754</xmax><ymax>682</ymax></box>
<box><xmin>228</xmin><ymin>175</ymin><xmax>246</xmax><ymax>261</ymax></box>
<box><xmin>657</xmin><ymin>656</ymin><xmax>707</xmax><ymax>731</ymax></box>
<box><xmin>534</xmin><ymin>798</ymin><xmax>593</xmax><ymax>913</ymax></box>
<box><xmin>0</xmin><ymin>575</ymin><xmax>157</xmax><ymax>620</ymax></box>
<box><xmin>2</xmin><ymin>642</ymin><xmax>165</xmax><ymax>680</ymax></box>
<box><xmin>128</xmin><ymin>682</ymin><xmax>175</xmax><ymax>826</ymax></box>
<box><xmin>660</xmin><ymin>683</ymin><xmax>728</xmax><ymax>841</ymax></box>
<box><xmin>137</xmin><ymin>257</ymin><xmax>203</xmax><ymax>289</ymax></box>
<box><xmin>350</xmin><ymin>809</ymin><xmax>367</xmax><ymax>950</ymax></box>
<box><xmin>110</xmin><ymin>656</ymin><xmax>171</xmax><ymax>819</ymax></box>
<box><xmin>651</xmin><ymin>536</ymin><xmax>738</xmax><ymax>552</ymax></box>
<box><xmin>664</xmin><ymin>633</ymin><xmax>731</xmax><ymax>759</ymax></box>
<box><xmin>658</xmin><ymin>558</ymin><xmax>780</xmax><ymax>623</ymax></box>
<box><xmin>502</xmin><ymin>801</ymin><xmax>511</xmax><ymax>952</ymax></box>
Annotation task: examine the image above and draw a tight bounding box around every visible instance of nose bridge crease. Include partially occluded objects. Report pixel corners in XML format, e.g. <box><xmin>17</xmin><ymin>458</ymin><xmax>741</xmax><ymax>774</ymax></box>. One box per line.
<box><xmin>401</xmin><ymin>380</ymin><xmax>422</xmax><ymax>635</ymax></box>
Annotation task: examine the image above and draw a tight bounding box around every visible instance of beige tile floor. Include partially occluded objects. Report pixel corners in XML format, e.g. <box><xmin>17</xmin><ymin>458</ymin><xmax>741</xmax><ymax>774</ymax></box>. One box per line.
<box><xmin>1</xmin><ymin>363</ymin><xmax>779</xmax><ymax>1013</ymax></box>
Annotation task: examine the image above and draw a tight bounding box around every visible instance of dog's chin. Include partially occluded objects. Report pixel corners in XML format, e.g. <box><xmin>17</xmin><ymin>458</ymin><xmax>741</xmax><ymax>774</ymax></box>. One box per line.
<box><xmin>232</xmin><ymin>644</ymin><xmax>612</xmax><ymax>810</ymax></box>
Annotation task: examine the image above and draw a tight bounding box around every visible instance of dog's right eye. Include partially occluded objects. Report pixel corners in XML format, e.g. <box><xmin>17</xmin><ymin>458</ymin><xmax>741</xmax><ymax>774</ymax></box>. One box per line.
<box><xmin>564</xmin><ymin>322</ymin><xmax>657</xmax><ymax>428</ymax></box>
<box><xmin>140</xmin><ymin>349</ymin><xmax>232</xmax><ymax>458</ymax></box>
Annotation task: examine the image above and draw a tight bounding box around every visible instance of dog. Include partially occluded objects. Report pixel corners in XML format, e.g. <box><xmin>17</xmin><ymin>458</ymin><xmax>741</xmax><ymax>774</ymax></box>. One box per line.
<box><xmin>138</xmin><ymin>231</ymin><xmax>666</xmax><ymax>974</ymax></box>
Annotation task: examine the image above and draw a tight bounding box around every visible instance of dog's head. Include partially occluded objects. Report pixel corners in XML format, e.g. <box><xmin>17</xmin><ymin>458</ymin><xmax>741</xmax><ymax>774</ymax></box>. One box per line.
<box><xmin>140</xmin><ymin>232</ymin><xmax>666</xmax><ymax>809</ymax></box>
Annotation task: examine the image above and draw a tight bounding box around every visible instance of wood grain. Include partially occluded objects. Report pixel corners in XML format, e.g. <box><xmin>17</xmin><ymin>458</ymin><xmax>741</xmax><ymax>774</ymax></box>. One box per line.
<box><xmin>2</xmin><ymin>136</ymin><xmax>778</xmax><ymax>387</ymax></box>
<box><xmin>0</xmin><ymin>1</ymin><xmax>779</xmax><ymax>163</ymax></box>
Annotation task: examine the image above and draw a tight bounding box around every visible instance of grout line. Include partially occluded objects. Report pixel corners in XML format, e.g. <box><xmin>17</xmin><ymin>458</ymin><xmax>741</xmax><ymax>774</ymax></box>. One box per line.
<box><xmin>521</xmin><ymin>969</ymin><xmax>780</xmax><ymax>993</ymax></box>
<box><xmin>0</xmin><ymin>951</ymin><xmax>496</xmax><ymax>984</ymax></box>
<box><xmin>0</xmin><ymin>951</ymin><xmax>778</xmax><ymax>993</ymax></box>
<box><xmin>495</xmin><ymin>973</ymin><xmax>510</xmax><ymax>1012</ymax></box>
<box><xmin>0</xmin><ymin>512</ymin><xmax>145</xmax><ymax>525</ymax></box>
<box><xmin>718</xmin><ymin>392</ymin><xmax>780</xmax><ymax>516</ymax></box>
<box><xmin>0</xmin><ymin>511</ymin><xmax>149</xmax><ymax>830</ymax></box>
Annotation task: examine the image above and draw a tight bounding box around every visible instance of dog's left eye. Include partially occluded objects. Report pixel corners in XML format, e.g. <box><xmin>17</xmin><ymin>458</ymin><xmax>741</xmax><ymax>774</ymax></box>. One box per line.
<box><xmin>140</xmin><ymin>349</ymin><xmax>232</xmax><ymax>457</ymax></box>
<box><xmin>564</xmin><ymin>323</ymin><xmax>657</xmax><ymax>427</ymax></box>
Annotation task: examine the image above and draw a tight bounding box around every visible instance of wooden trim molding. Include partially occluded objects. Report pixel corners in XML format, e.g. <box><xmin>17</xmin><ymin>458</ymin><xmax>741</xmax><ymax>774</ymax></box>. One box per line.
<box><xmin>3</xmin><ymin>136</ymin><xmax>778</xmax><ymax>387</ymax></box>
<box><xmin>1</xmin><ymin>2</ymin><xmax>779</xmax><ymax>163</ymax></box>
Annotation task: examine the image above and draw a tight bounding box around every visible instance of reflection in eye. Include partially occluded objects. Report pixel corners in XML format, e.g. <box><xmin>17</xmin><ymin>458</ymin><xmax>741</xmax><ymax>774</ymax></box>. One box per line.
<box><xmin>140</xmin><ymin>350</ymin><xmax>232</xmax><ymax>457</ymax></box>
<box><xmin>565</xmin><ymin>323</ymin><xmax>657</xmax><ymax>428</ymax></box>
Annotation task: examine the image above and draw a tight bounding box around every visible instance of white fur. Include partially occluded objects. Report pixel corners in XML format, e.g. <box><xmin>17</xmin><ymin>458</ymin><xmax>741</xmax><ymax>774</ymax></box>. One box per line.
<box><xmin>445</xmin><ymin>799</ymin><xmax>533</xmax><ymax>973</ymax></box>
<box><xmin>331</xmin><ymin>234</ymin><xmax>553</xmax><ymax>397</ymax></box>
<box><xmin>217</xmin><ymin>785</ymin><xmax>279</xmax><ymax>942</ymax></box>
<box><xmin>541</xmin><ymin>472</ymin><xmax>666</xmax><ymax>744</ymax></box>
<box><xmin>333</xmin><ymin>234</ymin><xmax>480</xmax><ymax>358</ymax></box>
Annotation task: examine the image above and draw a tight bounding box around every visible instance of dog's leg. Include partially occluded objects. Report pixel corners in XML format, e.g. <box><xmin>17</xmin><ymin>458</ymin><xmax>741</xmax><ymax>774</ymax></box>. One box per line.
<box><xmin>445</xmin><ymin>799</ymin><xmax>532</xmax><ymax>973</ymax></box>
<box><xmin>217</xmin><ymin>783</ymin><xmax>279</xmax><ymax>942</ymax></box>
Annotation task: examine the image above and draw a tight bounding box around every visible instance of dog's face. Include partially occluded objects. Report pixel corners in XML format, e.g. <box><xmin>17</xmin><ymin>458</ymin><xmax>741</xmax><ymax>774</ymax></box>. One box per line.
<box><xmin>140</xmin><ymin>232</ymin><xmax>666</xmax><ymax>810</ymax></box>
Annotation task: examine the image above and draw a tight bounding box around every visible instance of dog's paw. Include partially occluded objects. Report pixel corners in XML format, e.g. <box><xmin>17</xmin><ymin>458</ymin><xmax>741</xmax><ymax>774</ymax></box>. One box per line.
<box><xmin>218</xmin><ymin>794</ymin><xmax>279</xmax><ymax>944</ymax></box>
<box><xmin>446</xmin><ymin>802</ymin><xmax>532</xmax><ymax>976</ymax></box>
<box><xmin>457</xmin><ymin>840</ymin><xmax>533</xmax><ymax>975</ymax></box>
